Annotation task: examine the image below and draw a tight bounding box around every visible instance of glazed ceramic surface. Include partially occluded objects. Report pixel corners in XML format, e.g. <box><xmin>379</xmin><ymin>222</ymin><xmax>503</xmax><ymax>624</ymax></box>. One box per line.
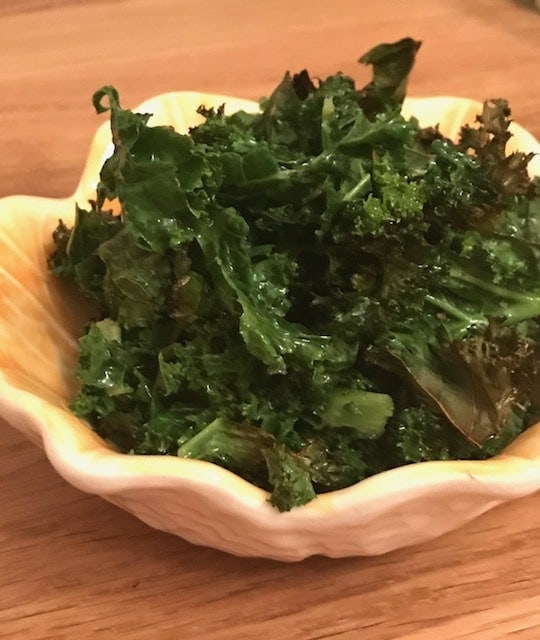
<box><xmin>1</xmin><ymin>93</ymin><xmax>539</xmax><ymax>561</ymax></box>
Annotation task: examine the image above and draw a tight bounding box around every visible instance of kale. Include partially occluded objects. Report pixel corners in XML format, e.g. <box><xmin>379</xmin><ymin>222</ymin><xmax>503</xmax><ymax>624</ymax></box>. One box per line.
<box><xmin>49</xmin><ymin>38</ymin><xmax>539</xmax><ymax>511</ymax></box>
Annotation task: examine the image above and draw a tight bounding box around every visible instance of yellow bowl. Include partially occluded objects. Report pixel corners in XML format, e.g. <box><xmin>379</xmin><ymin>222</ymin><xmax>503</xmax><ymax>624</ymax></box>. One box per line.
<box><xmin>1</xmin><ymin>93</ymin><xmax>539</xmax><ymax>561</ymax></box>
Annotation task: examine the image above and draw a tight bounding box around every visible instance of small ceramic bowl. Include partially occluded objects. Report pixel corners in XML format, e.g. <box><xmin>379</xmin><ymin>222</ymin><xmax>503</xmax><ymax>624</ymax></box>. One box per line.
<box><xmin>1</xmin><ymin>93</ymin><xmax>539</xmax><ymax>562</ymax></box>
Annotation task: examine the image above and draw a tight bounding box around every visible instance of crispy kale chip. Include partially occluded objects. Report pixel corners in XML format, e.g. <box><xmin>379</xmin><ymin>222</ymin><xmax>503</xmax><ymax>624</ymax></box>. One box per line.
<box><xmin>49</xmin><ymin>39</ymin><xmax>539</xmax><ymax>511</ymax></box>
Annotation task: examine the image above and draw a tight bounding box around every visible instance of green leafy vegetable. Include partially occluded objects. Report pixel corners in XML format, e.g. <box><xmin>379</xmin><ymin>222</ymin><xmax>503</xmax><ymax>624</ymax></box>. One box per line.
<box><xmin>49</xmin><ymin>38</ymin><xmax>539</xmax><ymax>511</ymax></box>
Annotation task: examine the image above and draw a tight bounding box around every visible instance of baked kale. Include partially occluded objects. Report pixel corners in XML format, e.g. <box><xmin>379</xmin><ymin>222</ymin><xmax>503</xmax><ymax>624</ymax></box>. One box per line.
<box><xmin>49</xmin><ymin>38</ymin><xmax>539</xmax><ymax>510</ymax></box>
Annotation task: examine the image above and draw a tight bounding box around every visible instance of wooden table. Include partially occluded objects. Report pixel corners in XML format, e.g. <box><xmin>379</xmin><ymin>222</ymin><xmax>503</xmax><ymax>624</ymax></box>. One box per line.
<box><xmin>1</xmin><ymin>1</ymin><xmax>539</xmax><ymax>638</ymax></box>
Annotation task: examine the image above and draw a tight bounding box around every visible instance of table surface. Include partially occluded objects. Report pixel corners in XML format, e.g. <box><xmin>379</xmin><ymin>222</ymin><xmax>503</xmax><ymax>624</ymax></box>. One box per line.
<box><xmin>1</xmin><ymin>1</ymin><xmax>539</xmax><ymax>638</ymax></box>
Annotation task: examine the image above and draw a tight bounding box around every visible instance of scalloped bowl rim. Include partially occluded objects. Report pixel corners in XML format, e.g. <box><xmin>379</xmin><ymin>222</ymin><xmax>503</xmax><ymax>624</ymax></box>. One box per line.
<box><xmin>1</xmin><ymin>92</ymin><xmax>540</xmax><ymax>560</ymax></box>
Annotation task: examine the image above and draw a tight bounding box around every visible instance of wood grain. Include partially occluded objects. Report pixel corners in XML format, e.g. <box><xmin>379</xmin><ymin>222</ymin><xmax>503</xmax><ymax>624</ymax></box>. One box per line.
<box><xmin>0</xmin><ymin>1</ymin><xmax>539</xmax><ymax>638</ymax></box>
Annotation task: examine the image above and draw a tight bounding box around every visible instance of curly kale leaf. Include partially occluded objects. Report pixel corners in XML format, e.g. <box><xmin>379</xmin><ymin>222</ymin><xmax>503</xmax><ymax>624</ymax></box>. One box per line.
<box><xmin>48</xmin><ymin>203</ymin><xmax>122</xmax><ymax>304</ymax></box>
<box><xmin>390</xmin><ymin>405</ymin><xmax>528</xmax><ymax>464</ymax></box>
<box><xmin>459</xmin><ymin>99</ymin><xmax>536</xmax><ymax>201</ymax></box>
<box><xmin>357</xmin><ymin>37</ymin><xmax>422</xmax><ymax>116</ymax></box>
<box><xmin>422</xmin><ymin>100</ymin><xmax>537</xmax><ymax>234</ymax></box>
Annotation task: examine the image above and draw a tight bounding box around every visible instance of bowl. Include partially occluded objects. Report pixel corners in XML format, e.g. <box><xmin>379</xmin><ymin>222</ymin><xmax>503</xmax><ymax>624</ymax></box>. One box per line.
<box><xmin>1</xmin><ymin>92</ymin><xmax>540</xmax><ymax>561</ymax></box>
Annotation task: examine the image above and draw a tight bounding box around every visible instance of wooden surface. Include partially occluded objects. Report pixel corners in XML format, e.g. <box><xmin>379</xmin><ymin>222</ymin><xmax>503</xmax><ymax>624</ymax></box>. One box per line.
<box><xmin>1</xmin><ymin>1</ymin><xmax>539</xmax><ymax>638</ymax></box>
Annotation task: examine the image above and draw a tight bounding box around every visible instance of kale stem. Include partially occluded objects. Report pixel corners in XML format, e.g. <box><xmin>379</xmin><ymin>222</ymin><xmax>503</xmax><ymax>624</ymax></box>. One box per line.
<box><xmin>448</xmin><ymin>270</ymin><xmax>540</xmax><ymax>324</ymax></box>
<box><xmin>504</xmin><ymin>300</ymin><xmax>540</xmax><ymax>324</ymax></box>
<box><xmin>449</xmin><ymin>270</ymin><xmax>527</xmax><ymax>303</ymax></box>
<box><xmin>343</xmin><ymin>174</ymin><xmax>372</xmax><ymax>202</ymax></box>
<box><xmin>425</xmin><ymin>294</ymin><xmax>472</xmax><ymax>323</ymax></box>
